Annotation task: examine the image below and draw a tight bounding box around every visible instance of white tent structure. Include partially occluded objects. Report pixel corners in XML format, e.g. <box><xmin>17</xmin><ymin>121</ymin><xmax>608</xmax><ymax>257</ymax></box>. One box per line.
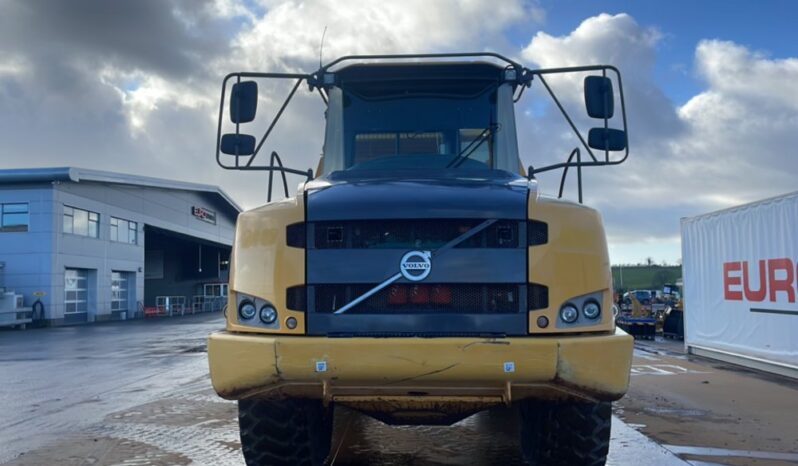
<box><xmin>681</xmin><ymin>191</ymin><xmax>798</xmax><ymax>379</ymax></box>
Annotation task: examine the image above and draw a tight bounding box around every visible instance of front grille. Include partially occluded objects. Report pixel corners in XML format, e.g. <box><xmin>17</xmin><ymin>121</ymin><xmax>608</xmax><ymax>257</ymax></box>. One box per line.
<box><xmin>314</xmin><ymin>283</ymin><xmax>523</xmax><ymax>314</ymax></box>
<box><xmin>312</xmin><ymin>219</ymin><xmax>521</xmax><ymax>249</ymax></box>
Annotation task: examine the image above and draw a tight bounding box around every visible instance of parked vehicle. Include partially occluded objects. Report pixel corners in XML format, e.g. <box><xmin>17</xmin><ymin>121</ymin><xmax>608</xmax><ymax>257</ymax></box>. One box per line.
<box><xmin>208</xmin><ymin>53</ymin><xmax>633</xmax><ymax>466</ymax></box>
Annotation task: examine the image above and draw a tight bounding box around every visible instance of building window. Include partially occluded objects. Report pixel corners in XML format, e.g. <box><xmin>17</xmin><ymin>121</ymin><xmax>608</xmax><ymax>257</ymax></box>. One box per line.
<box><xmin>110</xmin><ymin>217</ymin><xmax>138</xmax><ymax>244</ymax></box>
<box><xmin>63</xmin><ymin>206</ymin><xmax>99</xmax><ymax>238</ymax></box>
<box><xmin>111</xmin><ymin>272</ymin><xmax>129</xmax><ymax>312</ymax></box>
<box><xmin>64</xmin><ymin>268</ymin><xmax>89</xmax><ymax>314</ymax></box>
<box><xmin>203</xmin><ymin>283</ymin><xmax>228</xmax><ymax>297</ymax></box>
<box><xmin>1</xmin><ymin>203</ymin><xmax>29</xmax><ymax>232</ymax></box>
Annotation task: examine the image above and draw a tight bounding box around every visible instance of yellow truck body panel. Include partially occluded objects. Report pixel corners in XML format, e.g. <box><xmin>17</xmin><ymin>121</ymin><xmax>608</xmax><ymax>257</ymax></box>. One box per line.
<box><xmin>208</xmin><ymin>329</ymin><xmax>633</xmax><ymax>406</ymax></box>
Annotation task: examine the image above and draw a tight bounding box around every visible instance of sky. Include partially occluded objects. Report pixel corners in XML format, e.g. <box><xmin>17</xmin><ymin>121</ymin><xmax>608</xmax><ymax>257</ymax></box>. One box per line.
<box><xmin>1</xmin><ymin>0</ymin><xmax>796</xmax><ymax>265</ymax></box>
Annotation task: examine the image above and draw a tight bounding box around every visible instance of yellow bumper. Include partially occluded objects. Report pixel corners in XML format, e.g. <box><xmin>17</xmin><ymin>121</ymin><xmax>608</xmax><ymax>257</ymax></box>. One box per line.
<box><xmin>207</xmin><ymin>329</ymin><xmax>633</xmax><ymax>403</ymax></box>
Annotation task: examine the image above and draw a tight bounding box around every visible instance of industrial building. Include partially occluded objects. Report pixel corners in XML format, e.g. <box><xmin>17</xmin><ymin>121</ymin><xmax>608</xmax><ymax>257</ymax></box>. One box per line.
<box><xmin>0</xmin><ymin>167</ymin><xmax>239</xmax><ymax>326</ymax></box>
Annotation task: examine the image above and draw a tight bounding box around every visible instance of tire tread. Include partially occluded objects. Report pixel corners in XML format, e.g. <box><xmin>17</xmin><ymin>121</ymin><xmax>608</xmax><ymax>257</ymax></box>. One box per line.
<box><xmin>519</xmin><ymin>400</ymin><xmax>611</xmax><ymax>466</ymax></box>
<box><xmin>238</xmin><ymin>399</ymin><xmax>332</xmax><ymax>466</ymax></box>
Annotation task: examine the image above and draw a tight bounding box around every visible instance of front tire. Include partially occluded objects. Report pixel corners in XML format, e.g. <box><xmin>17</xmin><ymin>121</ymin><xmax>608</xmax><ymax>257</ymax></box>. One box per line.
<box><xmin>519</xmin><ymin>400</ymin><xmax>611</xmax><ymax>466</ymax></box>
<box><xmin>238</xmin><ymin>398</ymin><xmax>333</xmax><ymax>466</ymax></box>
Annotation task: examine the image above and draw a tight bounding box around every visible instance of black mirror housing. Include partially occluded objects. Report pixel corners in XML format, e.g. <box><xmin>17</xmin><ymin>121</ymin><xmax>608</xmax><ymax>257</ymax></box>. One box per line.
<box><xmin>230</xmin><ymin>81</ymin><xmax>258</xmax><ymax>123</ymax></box>
<box><xmin>221</xmin><ymin>133</ymin><xmax>256</xmax><ymax>156</ymax></box>
<box><xmin>588</xmin><ymin>128</ymin><xmax>626</xmax><ymax>151</ymax></box>
<box><xmin>584</xmin><ymin>76</ymin><xmax>614</xmax><ymax>119</ymax></box>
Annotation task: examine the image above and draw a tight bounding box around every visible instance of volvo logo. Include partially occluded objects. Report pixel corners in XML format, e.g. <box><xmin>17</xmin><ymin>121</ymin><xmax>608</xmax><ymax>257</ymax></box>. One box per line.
<box><xmin>400</xmin><ymin>250</ymin><xmax>432</xmax><ymax>282</ymax></box>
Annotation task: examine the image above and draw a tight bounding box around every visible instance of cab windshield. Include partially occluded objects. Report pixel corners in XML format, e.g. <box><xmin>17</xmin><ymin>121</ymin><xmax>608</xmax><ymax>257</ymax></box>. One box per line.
<box><xmin>341</xmin><ymin>81</ymin><xmax>497</xmax><ymax>171</ymax></box>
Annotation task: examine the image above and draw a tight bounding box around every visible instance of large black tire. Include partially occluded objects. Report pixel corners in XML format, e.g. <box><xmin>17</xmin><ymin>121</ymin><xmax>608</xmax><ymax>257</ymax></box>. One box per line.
<box><xmin>238</xmin><ymin>398</ymin><xmax>333</xmax><ymax>466</ymax></box>
<box><xmin>519</xmin><ymin>400</ymin><xmax>611</xmax><ymax>466</ymax></box>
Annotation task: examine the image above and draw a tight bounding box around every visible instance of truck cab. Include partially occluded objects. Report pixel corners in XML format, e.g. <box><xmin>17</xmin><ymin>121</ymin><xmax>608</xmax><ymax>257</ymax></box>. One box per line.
<box><xmin>208</xmin><ymin>54</ymin><xmax>633</xmax><ymax>466</ymax></box>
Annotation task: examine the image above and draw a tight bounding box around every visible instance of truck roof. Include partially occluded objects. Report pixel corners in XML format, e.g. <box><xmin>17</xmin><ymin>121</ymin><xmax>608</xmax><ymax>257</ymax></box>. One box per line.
<box><xmin>333</xmin><ymin>61</ymin><xmax>507</xmax><ymax>97</ymax></box>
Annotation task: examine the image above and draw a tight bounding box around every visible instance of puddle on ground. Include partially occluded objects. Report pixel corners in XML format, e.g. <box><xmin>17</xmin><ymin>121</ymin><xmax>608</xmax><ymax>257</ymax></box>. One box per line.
<box><xmin>643</xmin><ymin>407</ymin><xmax>709</xmax><ymax>417</ymax></box>
<box><xmin>664</xmin><ymin>444</ymin><xmax>798</xmax><ymax>462</ymax></box>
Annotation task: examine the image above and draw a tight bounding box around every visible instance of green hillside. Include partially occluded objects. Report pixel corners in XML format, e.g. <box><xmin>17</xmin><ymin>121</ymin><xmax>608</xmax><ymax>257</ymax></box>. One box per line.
<box><xmin>611</xmin><ymin>265</ymin><xmax>681</xmax><ymax>292</ymax></box>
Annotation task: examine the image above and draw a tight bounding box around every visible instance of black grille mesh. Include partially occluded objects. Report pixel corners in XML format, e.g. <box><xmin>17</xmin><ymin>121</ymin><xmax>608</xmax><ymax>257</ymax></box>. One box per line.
<box><xmin>314</xmin><ymin>283</ymin><xmax>523</xmax><ymax>314</ymax></box>
<box><xmin>313</xmin><ymin>219</ymin><xmax>521</xmax><ymax>249</ymax></box>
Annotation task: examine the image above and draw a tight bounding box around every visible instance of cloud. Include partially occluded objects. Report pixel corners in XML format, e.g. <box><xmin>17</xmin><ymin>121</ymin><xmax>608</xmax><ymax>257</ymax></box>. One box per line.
<box><xmin>692</xmin><ymin>40</ymin><xmax>798</xmax><ymax>110</ymax></box>
<box><xmin>516</xmin><ymin>14</ymin><xmax>798</xmax><ymax>262</ymax></box>
<box><xmin>0</xmin><ymin>0</ymin><xmax>540</xmax><ymax>206</ymax></box>
<box><xmin>1</xmin><ymin>5</ymin><xmax>797</xmax><ymax>264</ymax></box>
<box><xmin>234</xmin><ymin>0</ymin><xmax>535</xmax><ymax>71</ymax></box>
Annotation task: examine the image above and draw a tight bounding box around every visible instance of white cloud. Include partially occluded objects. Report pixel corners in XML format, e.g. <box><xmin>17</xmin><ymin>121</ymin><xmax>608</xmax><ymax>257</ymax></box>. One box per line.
<box><xmin>2</xmin><ymin>5</ymin><xmax>797</xmax><ymax>265</ymax></box>
<box><xmin>232</xmin><ymin>0</ymin><xmax>536</xmax><ymax>71</ymax></box>
<box><xmin>523</xmin><ymin>13</ymin><xmax>660</xmax><ymax>71</ymax></box>
<box><xmin>98</xmin><ymin>68</ymin><xmax>213</xmax><ymax>135</ymax></box>
<box><xmin>0</xmin><ymin>55</ymin><xmax>30</xmax><ymax>78</ymax></box>
<box><xmin>692</xmin><ymin>40</ymin><xmax>798</xmax><ymax>110</ymax></box>
<box><xmin>516</xmin><ymin>14</ymin><xmax>798</xmax><ymax>264</ymax></box>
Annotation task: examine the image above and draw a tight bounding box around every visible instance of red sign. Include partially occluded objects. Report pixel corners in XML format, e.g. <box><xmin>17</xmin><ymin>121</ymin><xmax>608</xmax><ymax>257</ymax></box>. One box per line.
<box><xmin>192</xmin><ymin>206</ymin><xmax>217</xmax><ymax>225</ymax></box>
<box><xmin>723</xmin><ymin>259</ymin><xmax>797</xmax><ymax>303</ymax></box>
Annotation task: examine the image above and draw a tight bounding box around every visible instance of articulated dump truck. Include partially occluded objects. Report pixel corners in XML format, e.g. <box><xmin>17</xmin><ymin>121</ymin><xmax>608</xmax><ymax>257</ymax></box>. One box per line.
<box><xmin>208</xmin><ymin>53</ymin><xmax>634</xmax><ymax>466</ymax></box>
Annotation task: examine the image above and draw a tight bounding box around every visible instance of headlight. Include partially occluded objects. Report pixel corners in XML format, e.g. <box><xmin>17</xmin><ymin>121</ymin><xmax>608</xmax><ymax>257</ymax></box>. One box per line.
<box><xmin>259</xmin><ymin>305</ymin><xmax>277</xmax><ymax>324</ymax></box>
<box><xmin>560</xmin><ymin>304</ymin><xmax>579</xmax><ymax>323</ymax></box>
<box><xmin>583</xmin><ymin>301</ymin><xmax>601</xmax><ymax>319</ymax></box>
<box><xmin>238</xmin><ymin>300</ymin><xmax>256</xmax><ymax>320</ymax></box>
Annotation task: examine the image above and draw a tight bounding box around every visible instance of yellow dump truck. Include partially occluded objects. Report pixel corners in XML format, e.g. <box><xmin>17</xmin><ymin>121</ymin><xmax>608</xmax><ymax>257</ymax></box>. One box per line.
<box><xmin>208</xmin><ymin>53</ymin><xmax>633</xmax><ymax>465</ymax></box>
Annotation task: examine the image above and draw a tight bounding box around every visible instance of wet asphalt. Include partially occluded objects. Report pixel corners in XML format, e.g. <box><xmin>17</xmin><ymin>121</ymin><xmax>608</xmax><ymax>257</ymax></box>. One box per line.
<box><xmin>0</xmin><ymin>314</ymin><xmax>793</xmax><ymax>465</ymax></box>
<box><xmin>0</xmin><ymin>315</ymin><xmax>215</xmax><ymax>463</ymax></box>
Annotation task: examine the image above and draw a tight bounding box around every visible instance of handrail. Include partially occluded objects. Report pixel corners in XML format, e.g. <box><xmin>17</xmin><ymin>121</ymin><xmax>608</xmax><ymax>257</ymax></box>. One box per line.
<box><xmin>557</xmin><ymin>148</ymin><xmax>583</xmax><ymax>203</ymax></box>
<box><xmin>267</xmin><ymin>151</ymin><xmax>290</xmax><ymax>202</ymax></box>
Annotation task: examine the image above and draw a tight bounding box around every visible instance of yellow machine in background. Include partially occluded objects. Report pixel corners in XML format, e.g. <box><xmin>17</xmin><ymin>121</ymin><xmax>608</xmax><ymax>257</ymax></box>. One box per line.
<box><xmin>617</xmin><ymin>290</ymin><xmax>659</xmax><ymax>339</ymax></box>
<box><xmin>208</xmin><ymin>53</ymin><xmax>633</xmax><ymax>466</ymax></box>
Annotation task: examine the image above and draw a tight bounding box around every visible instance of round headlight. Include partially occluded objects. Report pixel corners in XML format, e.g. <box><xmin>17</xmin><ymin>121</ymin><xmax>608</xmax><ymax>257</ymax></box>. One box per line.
<box><xmin>239</xmin><ymin>301</ymin><xmax>256</xmax><ymax>320</ymax></box>
<box><xmin>583</xmin><ymin>301</ymin><xmax>601</xmax><ymax>319</ymax></box>
<box><xmin>259</xmin><ymin>305</ymin><xmax>277</xmax><ymax>324</ymax></box>
<box><xmin>560</xmin><ymin>304</ymin><xmax>579</xmax><ymax>323</ymax></box>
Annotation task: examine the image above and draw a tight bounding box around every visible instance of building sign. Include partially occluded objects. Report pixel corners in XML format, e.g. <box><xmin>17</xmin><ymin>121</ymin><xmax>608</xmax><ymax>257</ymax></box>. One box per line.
<box><xmin>192</xmin><ymin>206</ymin><xmax>216</xmax><ymax>225</ymax></box>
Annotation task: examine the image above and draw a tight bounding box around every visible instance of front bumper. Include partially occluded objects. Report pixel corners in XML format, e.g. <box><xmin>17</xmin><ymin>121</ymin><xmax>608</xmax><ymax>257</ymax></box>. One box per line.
<box><xmin>208</xmin><ymin>329</ymin><xmax>633</xmax><ymax>404</ymax></box>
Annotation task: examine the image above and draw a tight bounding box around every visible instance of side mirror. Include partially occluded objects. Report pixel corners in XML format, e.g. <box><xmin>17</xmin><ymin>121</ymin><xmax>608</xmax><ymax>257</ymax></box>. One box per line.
<box><xmin>220</xmin><ymin>133</ymin><xmax>256</xmax><ymax>156</ymax></box>
<box><xmin>230</xmin><ymin>81</ymin><xmax>258</xmax><ymax>123</ymax></box>
<box><xmin>588</xmin><ymin>128</ymin><xmax>626</xmax><ymax>151</ymax></box>
<box><xmin>584</xmin><ymin>76</ymin><xmax>614</xmax><ymax>119</ymax></box>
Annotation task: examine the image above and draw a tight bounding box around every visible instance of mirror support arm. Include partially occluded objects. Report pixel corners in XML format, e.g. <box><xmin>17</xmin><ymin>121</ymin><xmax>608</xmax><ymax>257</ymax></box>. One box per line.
<box><xmin>537</xmin><ymin>74</ymin><xmax>599</xmax><ymax>163</ymax></box>
<box><xmin>245</xmin><ymin>78</ymin><xmax>304</xmax><ymax>168</ymax></box>
<box><xmin>215</xmin><ymin>71</ymin><xmax>320</xmax><ymax>175</ymax></box>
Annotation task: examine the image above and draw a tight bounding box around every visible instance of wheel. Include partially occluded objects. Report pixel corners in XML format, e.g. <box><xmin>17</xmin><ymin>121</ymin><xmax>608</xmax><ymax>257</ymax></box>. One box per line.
<box><xmin>519</xmin><ymin>400</ymin><xmax>611</xmax><ymax>466</ymax></box>
<box><xmin>238</xmin><ymin>398</ymin><xmax>333</xmax><ymax>466</ymax></box>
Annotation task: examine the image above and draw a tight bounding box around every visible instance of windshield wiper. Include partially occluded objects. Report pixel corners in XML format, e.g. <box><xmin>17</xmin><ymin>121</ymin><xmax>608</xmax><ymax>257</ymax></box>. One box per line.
<box><xmin>446</xmin><ymin>124</ymin><xmax>497</xmax><ymax>168</ymax></box>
